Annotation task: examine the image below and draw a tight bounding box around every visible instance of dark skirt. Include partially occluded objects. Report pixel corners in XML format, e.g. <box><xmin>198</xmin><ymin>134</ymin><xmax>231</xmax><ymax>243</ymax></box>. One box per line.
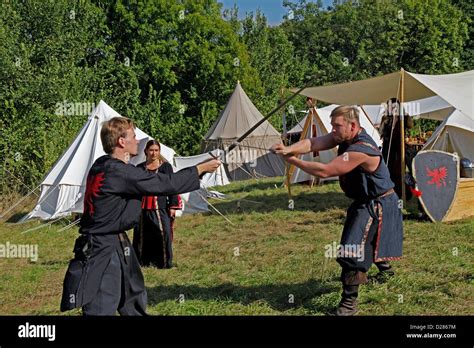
<box><xmin>60</xmin><ymin>233</ymin><xmax>147</xmax><ymax>314</ymax></box>
<box><xmin>337</xmin><ymin>192</ymin><xmax>403</xmax><ymax>272</ymax></box>
<box><xmin>133</xmin><ymin>209</ymin><xmax>173</xmax><ymax>268</ymax></box>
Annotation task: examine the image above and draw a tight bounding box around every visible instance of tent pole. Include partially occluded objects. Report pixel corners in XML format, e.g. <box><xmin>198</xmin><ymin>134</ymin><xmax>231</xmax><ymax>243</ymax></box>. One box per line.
<box><xmin>287</xmin><ymin>102</ymin><xmax>315</xmax><ymax>185</ymax></box>
<box><xmin>400</xmin><ymin>69</ymin><xmax>406</xmax><ymax>205</ymax></box>
<box><xmin>311</xmin><ymin>104</ymin><xmax>324</xmax><ymax>186</ymax></box>
<box><xmin>281</xmin><ymin>87</ymin><xmax>287</xmax><ymax>143</ymax></box>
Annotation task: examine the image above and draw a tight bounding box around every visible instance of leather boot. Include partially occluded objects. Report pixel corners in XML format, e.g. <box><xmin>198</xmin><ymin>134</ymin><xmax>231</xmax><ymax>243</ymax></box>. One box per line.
<box><xmin>336</xmin><ymin>284</ymin><xmax>359</xmax><ymax>316</ymax></box>
<box><xmin>373</xmin><ymin>261</ymin><xmax>395</xmax><ymax>283</ymax></box>
<box><xmin>335</xmin><ymin>269</ymin><xmax>367</xmax><ymax>316</ymax></box>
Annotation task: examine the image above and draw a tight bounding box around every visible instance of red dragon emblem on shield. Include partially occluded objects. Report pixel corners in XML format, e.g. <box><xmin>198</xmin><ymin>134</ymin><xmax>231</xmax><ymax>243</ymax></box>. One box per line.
<box><xmin>426</xmin><ymin>166</ymin><xmax>447</xmax><ymax>188</ymax></box>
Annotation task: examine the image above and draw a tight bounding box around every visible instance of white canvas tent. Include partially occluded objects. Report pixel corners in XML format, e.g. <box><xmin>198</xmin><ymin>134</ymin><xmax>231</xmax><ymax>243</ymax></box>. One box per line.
<box><xmin>202</xmin><ymin>81</ymin><xmax>285</xmax><ymax>180</ymax></box>
<box><xmin>422</xmin><ymin>109</ymin><xmax>474</xmax><ymax>161</ymax></box>
<box><xmin>287</xmin><ymin>105</ymin><xmax>382</xmax><ymax>184</ymax></box>
<box><xmin>294</xmin><ymin>70</ymin><xmax>472</xmax><ymax>127</ymax></box>
<box><xmin>397</xmin><ymin>86</ymin><xmax>473</xmax><ymax>162</ymax></box>
<box><xmin>21</xmin><ymin>100</ymin><xmax>210</xmax><ymax>221</ymax></box>
<box><xmin>296</xmin><ymin>70</ymin><xmax>473</xmax><ymax>115</ymax></box>
<box><xmin>174</xmin><ymin>151</ymin><xmax>230</xmax><ymax>188</ymax></box>
<box><xmin>173</xmin><ymin>151</ymin><xmax>230</xmax><ymax>217</ymax></box>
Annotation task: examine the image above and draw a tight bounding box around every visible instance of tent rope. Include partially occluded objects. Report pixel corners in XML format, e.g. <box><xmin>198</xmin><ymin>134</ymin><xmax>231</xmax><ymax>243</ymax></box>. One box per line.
<box><xmin>194</xmin><ymin>184</ymin><xmax>235</xmax><ymax>226</ymax></box>
<box><xmin>0</xmin><ymin>183</ymin><xmax>41</xmax><ymax>220</ymax></box>
<box><xmin>21</xmin><ymin>217</ymin><xmax>64</xmax><ymax>234</ymax></box>
<box><xmin>57</xmin><ymin>218</ymin><xmax>81</xmax><ymax>232</ymax></box>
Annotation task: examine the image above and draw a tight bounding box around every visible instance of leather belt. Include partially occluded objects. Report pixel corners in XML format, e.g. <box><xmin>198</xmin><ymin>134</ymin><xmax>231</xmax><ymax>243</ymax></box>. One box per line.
<box><xmin>376</xmin><ymin>188</ymin><xmax>395</xmax><ymax>199</ymax></box>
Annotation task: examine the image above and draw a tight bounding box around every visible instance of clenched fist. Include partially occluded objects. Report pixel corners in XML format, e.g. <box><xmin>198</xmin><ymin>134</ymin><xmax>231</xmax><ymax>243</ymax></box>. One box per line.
<box><xmin>271</xmin><ymin>143</ymin><xmax>292</xmax><ymax>156</ymax></box>
<box><xmin>197</xmin><ymin>158</ymin><xmax>222</xmax><ymax>176</ymax></box>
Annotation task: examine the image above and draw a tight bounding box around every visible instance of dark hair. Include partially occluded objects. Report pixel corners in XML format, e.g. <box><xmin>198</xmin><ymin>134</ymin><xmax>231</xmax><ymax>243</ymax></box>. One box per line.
<box><xmin>144</xmin><ymin>139</ymin><xmax>161</xmax><ymax>152</ymax></box>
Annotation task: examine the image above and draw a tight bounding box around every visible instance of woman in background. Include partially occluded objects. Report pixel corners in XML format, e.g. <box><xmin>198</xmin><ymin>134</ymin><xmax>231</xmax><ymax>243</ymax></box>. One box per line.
<box><xmin>133</xmin><ymin>139</ymin><xmax>182</xmax><ymax>268</ymax></box>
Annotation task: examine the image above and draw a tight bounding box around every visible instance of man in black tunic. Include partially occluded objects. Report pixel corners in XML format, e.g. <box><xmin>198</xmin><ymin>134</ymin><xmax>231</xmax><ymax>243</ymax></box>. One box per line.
<box><xmin>273</xmin><ymin>106</ymin><xmax>403</xmax><ymax>316</ymax></box>
<box><xmin>60</xmin><ymin>116</ymin><xmax>221</xmax><ymax>315</ymax></box>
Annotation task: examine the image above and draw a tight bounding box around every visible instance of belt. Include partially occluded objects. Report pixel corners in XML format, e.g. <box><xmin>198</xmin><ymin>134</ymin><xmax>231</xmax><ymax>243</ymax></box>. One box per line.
<box><xmin>366</xmin><ymin>189</ymin><xmax>395</xmax><ymax>220</ymax></box>
<box><xmin>356</xmin><ymin>188</ymin><xmax>395</xmax><ymax>205</ymax></box>
<box><xmin>375</xmin><ymin>188</ymin><xmax>395</xmax><ymax>199</ymax></box>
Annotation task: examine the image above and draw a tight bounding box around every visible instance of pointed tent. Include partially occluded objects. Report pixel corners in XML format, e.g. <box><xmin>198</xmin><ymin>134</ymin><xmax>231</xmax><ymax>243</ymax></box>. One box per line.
<box><xmin>422</xmin><ymin>109</ymin><xmax>474</xmax><ymax>161</ymax></box>
<box><xmin>287</xmin><ymin>105</ymin><xmax>382</xmax><ymax>184</ymax></box>
<box><xmin>21</xmin><ymin>100</ymin><xmax>207</xmax><ymax>221</ymax></box>
<box><xmin>202</xmin><ymin>81</ymin><xmax>285</xmax><ymax>180</ymax></box>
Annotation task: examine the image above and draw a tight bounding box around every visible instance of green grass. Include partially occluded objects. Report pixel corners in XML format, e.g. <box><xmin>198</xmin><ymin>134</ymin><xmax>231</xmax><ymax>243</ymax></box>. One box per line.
<box><xmin>0</xmin><ymin>177</ymin><xmax>472</xmax><ymax>315</ymax></box>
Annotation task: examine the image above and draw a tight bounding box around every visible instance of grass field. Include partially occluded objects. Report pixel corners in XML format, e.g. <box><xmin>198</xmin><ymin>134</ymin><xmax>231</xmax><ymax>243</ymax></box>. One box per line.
<box><xmin>0</xmin><ymin>177</ymin><xmax>472</xmax><ymax>315</ymax></box>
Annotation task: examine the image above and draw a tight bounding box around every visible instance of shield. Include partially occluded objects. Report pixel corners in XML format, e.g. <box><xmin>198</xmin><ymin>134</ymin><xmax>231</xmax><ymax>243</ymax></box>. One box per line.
<box><xmin>413</xmin><ymin>150</ymin><xmax>459</xmax><ymax>222</ymax></box>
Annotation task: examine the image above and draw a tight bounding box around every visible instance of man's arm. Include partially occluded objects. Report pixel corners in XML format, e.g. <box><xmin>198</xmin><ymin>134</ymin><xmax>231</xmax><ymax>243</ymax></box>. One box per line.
<box><xmin>272</xmin><ymin>134</ymin><xmax>337</xmax><ymax>156</ymax></box>
<box><xmin>112</xmin><ymin>158</ymin><xmax>220</xmax><ymax>196</ymax></box>
<box><xmin>284</xmin><ymin>151</ymin><xmax>369</xmax><ymax>178</ymax></box>
<box><xmin>124</xmin><ymin>166</ymin><xmax>201</xmax><ymax>196</ymax></box>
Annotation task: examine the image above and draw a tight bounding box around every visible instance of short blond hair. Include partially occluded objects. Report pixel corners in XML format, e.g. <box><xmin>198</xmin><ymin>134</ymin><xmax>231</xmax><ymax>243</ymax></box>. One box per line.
<box><xmin>330</xmin><ymin>105</ymin><xmax>360</xmax><ymax>125</ymax></box>
<box><xmin>100</xmin><ymin>117</ymin><xmax>135</xmax><ymax>154</ymax></box>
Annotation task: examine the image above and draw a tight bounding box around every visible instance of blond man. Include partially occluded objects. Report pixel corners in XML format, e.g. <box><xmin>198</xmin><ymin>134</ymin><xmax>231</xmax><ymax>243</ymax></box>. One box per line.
<box><xmin>273</xmin><ymin>106</ymin><xmax>403</xmax><ymax>316</ymax></box>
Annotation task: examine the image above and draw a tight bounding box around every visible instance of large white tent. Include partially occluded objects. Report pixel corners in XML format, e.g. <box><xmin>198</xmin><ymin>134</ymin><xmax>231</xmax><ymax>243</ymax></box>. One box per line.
<box><xmin>294</xmin><ymin>70</ymin><xmax>472</xmax><ymax>126</ymax></box>
<box><xmin>21</xmin><ymin>100</ymin><xmax>214</xmax><ymax>221</ymax></box>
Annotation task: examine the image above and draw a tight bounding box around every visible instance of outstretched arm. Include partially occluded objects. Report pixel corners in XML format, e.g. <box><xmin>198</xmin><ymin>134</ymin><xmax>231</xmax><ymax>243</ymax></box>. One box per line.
<box><xmin>113</xmin><ymin>159</ymin><xmax>221</xmax><ymax>196</ymax></box>
<box><xmin>272</xmin><ymin>134</ymin><xmax>338</xmax><ymax>156</ymax></box>
<box><xmin>283</xmin><ymin>151</ymin><xmax>369</xmax><ymax>178</ymax></box>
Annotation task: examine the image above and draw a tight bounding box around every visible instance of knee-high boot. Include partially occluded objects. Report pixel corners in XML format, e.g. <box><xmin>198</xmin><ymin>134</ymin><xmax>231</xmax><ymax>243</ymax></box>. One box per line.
<box><xmin>336</xmin><ymin>269</ymin><xmax>367</xmax><ymax>316</ymax></box>
<box><xmin>336</xmin><ymin>284</ymin><xmax>359</xmax><ymax>316</ymax></box>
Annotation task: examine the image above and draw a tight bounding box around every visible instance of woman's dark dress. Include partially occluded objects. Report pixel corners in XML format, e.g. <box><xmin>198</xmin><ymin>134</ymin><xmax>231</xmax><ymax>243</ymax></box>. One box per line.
<box><xmin>133</xmin><ymin>161</ymin><xmax>181</xmax><ymax>268</ymax></box>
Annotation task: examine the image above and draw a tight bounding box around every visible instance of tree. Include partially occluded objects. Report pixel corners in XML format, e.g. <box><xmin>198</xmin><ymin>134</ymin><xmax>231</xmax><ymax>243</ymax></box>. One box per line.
<box><xmin>101</xmin><ymin>0</ymin><xmax>259</xmax><ymax>155</ymax></box>
<box><xmin>0</xmin><ymin>0</ymin><xmax>140</xmax><ymax>193</ymax></box>
<box><xmin>241</xmin><ymin>10</ymin><xmax>295</xmax><ymax>130</ymax></box>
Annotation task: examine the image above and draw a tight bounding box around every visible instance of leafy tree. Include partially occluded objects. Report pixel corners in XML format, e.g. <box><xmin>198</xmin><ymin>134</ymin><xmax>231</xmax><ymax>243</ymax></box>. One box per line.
<box><xmin>101</xmin><ymin>0</ymin><xmax>259</xmax><ymax>155</ymax></box>
<box><xmin>241</xmin><ymin>10</ymin><xmax>295</xmax><ymax>130</ymax></box>
<box><xmin>0</xmin><ymin>0</ymin><xmax>139</xmax><ymax>193</ymax></box>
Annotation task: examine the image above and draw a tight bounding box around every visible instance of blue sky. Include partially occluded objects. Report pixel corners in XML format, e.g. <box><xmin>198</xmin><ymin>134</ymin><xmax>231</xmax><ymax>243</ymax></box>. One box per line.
<box><xmin>219</xmin><ymin>0</ymin><xmax>333</xmax><ymax>25</ymax></box>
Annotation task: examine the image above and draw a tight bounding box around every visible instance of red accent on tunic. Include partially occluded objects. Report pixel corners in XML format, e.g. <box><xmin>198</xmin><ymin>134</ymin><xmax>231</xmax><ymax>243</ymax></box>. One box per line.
<box><xmin>141</xmin><ymin>195</ymin><xmax>158</xmax><ymax>210</ymax></box>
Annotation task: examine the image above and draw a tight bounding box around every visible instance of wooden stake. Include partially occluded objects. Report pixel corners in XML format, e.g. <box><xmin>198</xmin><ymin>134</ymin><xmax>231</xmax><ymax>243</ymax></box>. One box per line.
<box><xmin>400</xmin><ymin>68</ymin><xmax>406</xmax><ymax>205</ymax></box>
